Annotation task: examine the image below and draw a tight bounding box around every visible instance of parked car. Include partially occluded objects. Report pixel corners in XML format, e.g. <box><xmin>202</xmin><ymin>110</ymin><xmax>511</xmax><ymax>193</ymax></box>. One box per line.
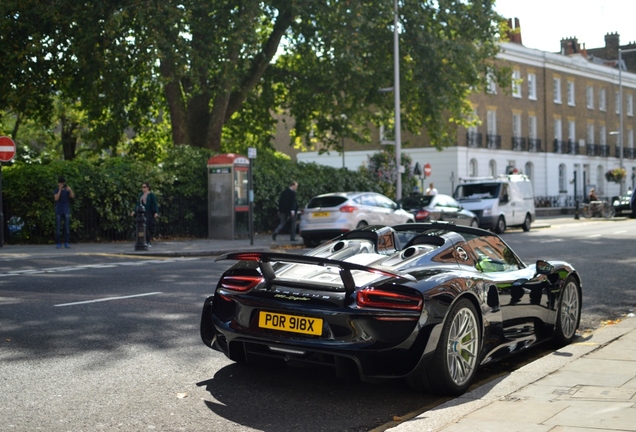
<box><xmin>398</xmin><ymin>193</ymin><xmax>479</xmax><ymax>227</ymax></box>
<box><xmin>297</xmin><ymin>192</ymin><xmax>414</xmax><ymax>247</ymax></box>
<box><xmin>612</xmin><ymin>190</ymin><xmax>634</xmax><ymax>217</ymax></box>
<box><xmin>454</xmin><ymin>174</ymin><xmax>536</xmax><ymax>233</ymax></box>
<box><xmin>201</xmin><ymin>222</ymin><xmax>582</xmax><ymax>396</ymax></box>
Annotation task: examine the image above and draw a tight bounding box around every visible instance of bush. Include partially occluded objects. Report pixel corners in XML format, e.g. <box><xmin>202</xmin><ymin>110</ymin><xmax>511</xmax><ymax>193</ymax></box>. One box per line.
<box><xmin>2</xmin><ymin>147</ymin><xmax>394</xmax><ymax>243</ymax></box>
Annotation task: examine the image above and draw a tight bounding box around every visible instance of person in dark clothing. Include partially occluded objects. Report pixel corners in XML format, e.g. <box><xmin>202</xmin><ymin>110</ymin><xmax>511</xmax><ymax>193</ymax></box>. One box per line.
<box><xmin>54</xmin><ymin>176</ymin><xmax>75</xmax><ymax>249</ymax></box>
<box><xmin>131</xmin><ymin>182</ymin><xmax>159</xmax><ymax>246</ymax></box>
<box><xmin>272</xmin><ymin>181</ymin><xmax>298</xmax><ymax>241</ymax></box>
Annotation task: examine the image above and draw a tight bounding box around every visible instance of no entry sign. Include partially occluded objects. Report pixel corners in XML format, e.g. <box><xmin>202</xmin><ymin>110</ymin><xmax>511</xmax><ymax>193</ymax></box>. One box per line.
<box><xmin>0</xmin><ymin>136</ymin><xmax>16</xmax><ymax>162</ymax></box>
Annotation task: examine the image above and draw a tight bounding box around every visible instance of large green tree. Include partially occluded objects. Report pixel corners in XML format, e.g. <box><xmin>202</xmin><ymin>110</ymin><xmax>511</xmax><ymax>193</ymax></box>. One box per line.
<box><xmin>0</xmin><ymin>0</ymin><xmax>509</xmax><ymax>157</ymax></box>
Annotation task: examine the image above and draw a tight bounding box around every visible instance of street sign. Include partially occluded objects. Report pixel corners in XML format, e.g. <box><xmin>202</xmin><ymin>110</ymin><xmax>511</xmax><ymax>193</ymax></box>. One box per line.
<box><xmin>0</xmin><ymin>136</ymin><xmax>16</xmax><ymax>162</ymax></box>
<box><xmin>424</xmin><ymin>163</ymin><xmax>432</xmax><ymax>177</ymax></box>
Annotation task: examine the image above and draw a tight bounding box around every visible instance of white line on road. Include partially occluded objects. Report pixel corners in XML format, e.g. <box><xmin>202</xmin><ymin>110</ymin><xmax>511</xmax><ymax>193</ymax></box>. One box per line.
<box><xmin>587</xmin><ymin>234</ymin><xmax>602</xmax><ymax>238</ymax></box>
<box><xmin>54</xmin><ymin>292</ymin><xmax>163</xmax><ymax>307</ymax></box>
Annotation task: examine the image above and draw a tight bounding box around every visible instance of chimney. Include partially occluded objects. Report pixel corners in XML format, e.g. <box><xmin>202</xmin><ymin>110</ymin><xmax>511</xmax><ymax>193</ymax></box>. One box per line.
<box><xmin>514</xmin><ymin>18</ymin><xmax>522</xmax><ymax>45</ymax></box>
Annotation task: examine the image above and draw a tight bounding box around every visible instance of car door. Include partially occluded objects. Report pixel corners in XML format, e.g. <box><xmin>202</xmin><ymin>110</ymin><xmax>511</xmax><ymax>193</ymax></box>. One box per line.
<box><xmin>358</xmin><ymin>193</ymin><xmax>382</xmax><ymax>225</ymax></box>
<box><xmin>435</xmin><ymin>195</ymin><xmax>461</xmax><ymax>224</ymax></box>
<box><xmin>374</xmin><ymin>193</ymin><xmax>404</xmax><ymax>225</ymax></box>
<box><xmin>466</xmin><ymin>235</ymin><xmax>550</xmax><ymax>330</ymax></box>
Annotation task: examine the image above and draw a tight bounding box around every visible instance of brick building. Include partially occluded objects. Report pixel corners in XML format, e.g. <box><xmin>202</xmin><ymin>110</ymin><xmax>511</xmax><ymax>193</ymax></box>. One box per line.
<box><xmin>290</xmin><ymin>27</ymin><xmax>636</xmax><ymax>202</ymax></box>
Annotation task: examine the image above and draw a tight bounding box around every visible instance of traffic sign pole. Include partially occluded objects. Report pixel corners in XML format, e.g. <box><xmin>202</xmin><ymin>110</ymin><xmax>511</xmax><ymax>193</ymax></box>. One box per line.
<box><xmin>0</xmin><ymin>136</ymin><xmax>17</xmax><ymax>247</ymax></box>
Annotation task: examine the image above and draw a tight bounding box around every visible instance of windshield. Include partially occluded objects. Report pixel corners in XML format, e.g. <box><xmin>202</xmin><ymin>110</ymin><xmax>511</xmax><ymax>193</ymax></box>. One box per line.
<box><xmin>454</xmin><ymin>183</ymin><xmax>501</xmax><ymax>200</ymax></box>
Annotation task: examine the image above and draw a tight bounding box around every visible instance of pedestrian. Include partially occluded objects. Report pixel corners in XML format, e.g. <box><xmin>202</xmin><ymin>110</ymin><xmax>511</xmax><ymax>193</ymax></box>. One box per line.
<box><xmin>588</xmin><ymin>187</ymin><xmax>598</xmax><ymax>202</ymax></box>
<box><xmin>426</xmin><ymin>183</ymin><xmax>438</xmax><ymax>195</ymax></box>
<box><xmin>54</xmin><ymin>176</ymin><xmax>75</xmax><ymax>249</ymax></box>
<box><xmin>131</xmin><ymin>182</ymin><xmax>159</xmax><ymax>247</ymax></box>
<box><xmin>272</xmin><ymin>181</ymin><xmax>298</xmax><ymax>241</ymax></box>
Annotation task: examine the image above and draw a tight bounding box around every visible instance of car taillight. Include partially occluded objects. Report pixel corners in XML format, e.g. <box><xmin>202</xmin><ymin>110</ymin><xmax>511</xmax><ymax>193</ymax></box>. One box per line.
<box><xmin>220</xmin><ymin>275</ymin><xmax>263</xmax><ymax>292</ymax></box>
<box><xmin>415</xmin><ymin>210</ymin><xmax>430</xmax><ymax>221</ymax></box>
<box><xmin>340</xmin><ymin>205</ymin><xmax>358</xmax><ymax>213</ymax></box>
<box><xmin>356</xmin><ymin>288</ymin><xmax>423</xmax><ymax>311</ymax></box>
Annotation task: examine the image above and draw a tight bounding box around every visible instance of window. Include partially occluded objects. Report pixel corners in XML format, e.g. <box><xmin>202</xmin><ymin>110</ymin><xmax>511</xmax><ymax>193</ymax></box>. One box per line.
<box><xmin>616</xmin><ymin>92</ymin><xmax>620</xmax><ymax>114</ymax></box>
<box><xmin>629</xmin><ymin>129</ymin><xmax>634</xmax><ymax>149</ymax></box>
<box><xmin>553</xmin><ymin>78</ymin><xmax>562</xmax><ymax>103</ymax></box>
<box><xmin>487</xmin><ymin>74</ymin><xmax>497</xmax><ymax>94</ymax></box>
<box><xmin>559</xmin><ymin>164</ymin><xmax>567</xmax><ymax>193</ymax></box>
<box><xmin>554</xmin><ymin>118</ymin><xmax>562</xmax><ymax>140</ymax></box>
<box><xmin>628</xmin><ymin>94</ymin><xmax>634</xmax><ymax>116</ymax></box>
<box><xmin>469</xmin><ymin>159</ymin><xmax>478</xmax><ymax>177</ymax></box>
<box><xmin>597</xmin><ymin>165</ymin><xmax>605</xmax><ymax>195</ymax></box>
<box><xmin>467</xmin><ymin>235</ymin><xmax>522</xmax><ymax>273</ymax></box>
<box><xmin>586</xmin><ymin>86</ymin><xmax>594</xmax><ymax>109</ymax></box>
<box><xmin>489</xmin><ymin>160</ymin><xmax>497</xmax><ymax>177</ymax></box>
<box><xmin>586</xmin><ymin>123</ymin><xmax>594</xmax><ymax>144</ymax></box>
<box><xmin>512</xmin><ymin>113</ymin><xmax>522</xmax><ymax>137</ymax></box>
<box><xmin>568</xmin><ymin>120</ymin><xmax>576</xmax><ymax>143</ymax></box>
<box><xmin>600</xmin><ymin>125</ymin><xmax>607</xmax><ymax>145</ymax></box>
<box><xmin>487</xmin><ymin>110</ymin><xmax>497</xmax><ymax>134</ymax></box>
<box><xmin>567</xmin><ymin>81</ymin><xmax>575</xmax><ymax>106</ymax></box>
<box><xmin>512</xmin><ymin>70</ymin><xmax>522</xmax><ymax>98</ymax></box>
<box><xmin>527</xmin><ymin>73</ymin><xmax>537</xmax><ymax>100</ymax></box>
<box><xmin>528</xmin><ymin>116</ymin><xmax>537</xmax><ymax>139</ymax></box>
<box><xmin>524</xmin><ymin>162</ymin><xmax>533</xmax><ymax>180</ymax></box>
<box><xmin>599</xmin><ymin>88</ymin><xmax>607</xmax><ymax>111</ymax></box>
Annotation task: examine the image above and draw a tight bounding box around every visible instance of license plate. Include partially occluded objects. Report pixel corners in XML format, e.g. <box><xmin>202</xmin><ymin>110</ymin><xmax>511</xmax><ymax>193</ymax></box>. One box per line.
<box><xmin>258</xmin><ymin>311</ymin><xmax>323</xmax><ymax>336</ymax></box>
<box><xmin>312</xmin><ymin>212</ymin><xmax>330</xmax><ymax>218</ymax></box>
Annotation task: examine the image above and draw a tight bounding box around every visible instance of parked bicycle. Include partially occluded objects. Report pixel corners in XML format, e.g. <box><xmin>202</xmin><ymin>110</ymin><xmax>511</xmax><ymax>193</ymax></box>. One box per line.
<box><xmin>581</xmin><ymin>200</ymin><xmax>616</xmax><ymax>219</ymax></box>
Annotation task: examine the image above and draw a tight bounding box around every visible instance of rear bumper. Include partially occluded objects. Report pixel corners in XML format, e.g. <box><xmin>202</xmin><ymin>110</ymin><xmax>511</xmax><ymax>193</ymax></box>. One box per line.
<box><xmin>200</xmin><ymin>294</ymin><xmax>436</xmax><ymax>381</ymax></box>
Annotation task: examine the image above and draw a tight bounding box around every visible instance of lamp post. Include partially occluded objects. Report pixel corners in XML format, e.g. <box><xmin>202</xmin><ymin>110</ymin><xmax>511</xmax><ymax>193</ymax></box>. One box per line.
<box><xmin>618</xmin><ymin>48</ymin><xmax>636</xmax><ymax>195</ymax></box>
<box><xmin>393</xmin><ymin>0</ymin><xmax>402</xmax><ymax>200</ymax></box>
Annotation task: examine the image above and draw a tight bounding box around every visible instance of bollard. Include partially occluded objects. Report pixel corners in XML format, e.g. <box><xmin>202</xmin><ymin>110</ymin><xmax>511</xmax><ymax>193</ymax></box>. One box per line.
<box><xmin>135</xmin><ymin>204</ymin><xmax>148</xmax><ymax>251</ymax></box>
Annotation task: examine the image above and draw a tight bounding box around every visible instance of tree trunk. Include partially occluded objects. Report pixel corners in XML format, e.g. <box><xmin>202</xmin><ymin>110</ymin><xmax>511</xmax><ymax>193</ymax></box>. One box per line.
<box><xmin>60</xmin><ymin>116</ymin><xmax>78</xmax><ymax>161</ymax></box>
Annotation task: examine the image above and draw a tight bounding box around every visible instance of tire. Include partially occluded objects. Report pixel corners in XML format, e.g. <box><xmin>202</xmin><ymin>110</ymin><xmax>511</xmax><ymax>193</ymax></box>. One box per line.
<box><xmin>581</xmin><ymin>206</ymin><xmax>592</xmax><ymax>219</ymax></box>
<box><xmin>356</xmin><ymin>221</ymin><xmax>368</xmax><ymax>229</ymax></box>
<box><xmin>602</xmin><ymin>205</ymin><xmax>616</xmax><ymax>219</ymax></box>
<box><xmin>470</xmin><ymin>218</ymin><xmax>479</xmax><ymax>228</ymax></box>
<box><xmin>553</xmin><ymin>276</ymin><xmax>581</xmax><ymax>346</ymax></box>
<box><xmin>407</xmin><ymin>298</ymin><xmax>480</xmax><ymax>396</ymax></box>
<box><xmin>521</xmin><ymin>214</ymin><xmax>531</xmax><ymax>232</ymax></box>
<box><xmin>494</xmin><ymin>216</ymin><xmax>506</xmax><ymax>234</ymax></box>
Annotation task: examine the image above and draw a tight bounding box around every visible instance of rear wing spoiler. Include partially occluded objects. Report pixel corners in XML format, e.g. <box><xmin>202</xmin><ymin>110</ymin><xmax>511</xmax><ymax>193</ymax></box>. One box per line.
<box><xmin>215</xmin><ymin>251</ymin><xmax>416</xmax><ymax>296</ymax></box>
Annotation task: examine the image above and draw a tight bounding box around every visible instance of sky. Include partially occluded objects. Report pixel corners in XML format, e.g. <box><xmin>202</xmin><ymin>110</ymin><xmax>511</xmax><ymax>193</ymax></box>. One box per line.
<box><xmin>494</xmin><ymin>0</ymin><xmax>636</xmax><ymax>53</ymax></box>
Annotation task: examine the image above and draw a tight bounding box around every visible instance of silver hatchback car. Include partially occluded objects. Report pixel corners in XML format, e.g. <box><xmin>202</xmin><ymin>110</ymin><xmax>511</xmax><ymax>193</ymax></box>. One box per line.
<box><xmin>299</xmin><ymin>191</ymin><xmax>414</xmax><ymax>247</ymax></box>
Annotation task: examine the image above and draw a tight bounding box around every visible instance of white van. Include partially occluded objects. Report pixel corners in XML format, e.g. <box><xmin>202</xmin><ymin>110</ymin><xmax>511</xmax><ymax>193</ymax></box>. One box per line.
<box><xmin>453</xmin><ymin>174</ymin><xmax>536</xmax><ymax>233</ymax></box>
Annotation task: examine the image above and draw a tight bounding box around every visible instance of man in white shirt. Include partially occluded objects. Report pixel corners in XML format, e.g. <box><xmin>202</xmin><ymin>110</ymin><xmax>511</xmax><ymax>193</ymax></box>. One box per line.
<box><xmin>426</xmin><ymin>183</ymin><xmax>438</xmax><ymax>195</ymax></box>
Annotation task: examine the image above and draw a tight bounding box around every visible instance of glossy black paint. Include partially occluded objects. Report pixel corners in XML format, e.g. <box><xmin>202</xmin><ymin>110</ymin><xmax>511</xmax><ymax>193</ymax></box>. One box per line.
<box><xmin>201</xmin><ymin>222</ymin><xmax>581</xmax><ymax>391</ymax></box>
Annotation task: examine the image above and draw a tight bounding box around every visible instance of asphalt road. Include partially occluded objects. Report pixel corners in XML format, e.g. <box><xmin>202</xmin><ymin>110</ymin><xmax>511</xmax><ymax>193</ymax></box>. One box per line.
<box><xmin>1</xmin><ymin>217</ymin><xmax>634</xmax><ymax>431</ymax></box>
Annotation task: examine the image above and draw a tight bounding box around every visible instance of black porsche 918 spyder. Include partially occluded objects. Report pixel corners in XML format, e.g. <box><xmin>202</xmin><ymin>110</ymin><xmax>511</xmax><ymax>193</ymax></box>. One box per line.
<box><xmin>200</xmin><ymin>222</ymin><xmax>581</xmax><ymax>396</ymax></box>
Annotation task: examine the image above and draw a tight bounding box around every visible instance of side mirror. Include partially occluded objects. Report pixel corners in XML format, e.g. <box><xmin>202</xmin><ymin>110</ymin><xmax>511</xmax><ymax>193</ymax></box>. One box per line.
<box><xmin>500</xmin><ymin>194</ymin><xmax>509</xmax><ymax>204</ymax></box>
<box><xmin>535</xmin><ymin>260</ymin><xmax>554</xmax><ymax>275</ymax></box>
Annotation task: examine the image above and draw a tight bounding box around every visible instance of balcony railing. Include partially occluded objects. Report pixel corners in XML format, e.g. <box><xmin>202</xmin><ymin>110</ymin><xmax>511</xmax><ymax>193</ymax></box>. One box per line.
<box><xmin>486</xmin><ymin>134</ymin><xmax>501</xmax><ymax>149</ymax></box>
<box><xmin>527</xmin><ymin>138</ymin><xmax>542</xmax><ymax>152</ymax></box>
<box><xmin>553</xmin><ymin>139</ymin><xmax>567</xmax><ymax>154</ymax></box>
<box><xmin>600</xmin><ymin>145</ymin><xmax>610</xmax><ymax>157</ymax></box>
<box><xmin>511</xmin><ymin>136</ymin><xmax>526</xmax><ymax>151</ymax></box>
<box><xmin>466</xmin><ymin>132</ymin><xmax>483</xmax><ymax>148</ymax></box>
<box><xmin>567</xmin><ymin>140</ymin><xmax>579</xmax><ymax>155</ymax></box>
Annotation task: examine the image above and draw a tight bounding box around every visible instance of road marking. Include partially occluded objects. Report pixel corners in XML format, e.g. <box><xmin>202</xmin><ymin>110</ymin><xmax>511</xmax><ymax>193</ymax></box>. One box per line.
<box><xmin>587</xmin><ymin>234</ymin><xmax>602</xmax><ymax>238</ymax></box>
<box><xmin>0</xmin><ymin>257</ymin><xmax>200</xmax><ymax>277</ymax></box>
<box><xmin>54</xmin><ymin>292</ymin><xmax>163</xmax><ymax>307</ymax></box>
<box><xmin>614</xmin><ymin>230</ymin><xmax>627</xmax><ymax>234</ymax></box>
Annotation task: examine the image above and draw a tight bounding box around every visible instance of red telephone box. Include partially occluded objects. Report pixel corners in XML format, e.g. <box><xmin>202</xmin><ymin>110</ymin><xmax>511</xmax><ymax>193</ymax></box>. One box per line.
<box><xmin>207</xmin><ymin>154</ymin><xmax>250</xmax><ymax>239</ymax></box>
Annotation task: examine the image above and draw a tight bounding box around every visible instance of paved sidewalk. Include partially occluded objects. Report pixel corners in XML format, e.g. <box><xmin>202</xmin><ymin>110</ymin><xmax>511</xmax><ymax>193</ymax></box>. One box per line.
<box><xmin>386</xmin><ymin>316</ymin><xmax>636</xmax><ymax>432</ymax></box>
